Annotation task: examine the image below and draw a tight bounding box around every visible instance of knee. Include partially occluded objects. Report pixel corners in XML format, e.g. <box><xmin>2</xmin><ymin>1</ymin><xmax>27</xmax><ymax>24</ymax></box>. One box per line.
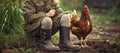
<box><xmin>60</xmin><ymin>14</ymin><xmax>71</xmax><ymax>27</ymax></box>
<box><xmin>41</xmin><ymin>17</ymin><xmax>52</xmax><ymax>27</ymax></box>
<box><xmin>61</xmin><ymin>14</ymin><xmax>71</xmax><ymax>22</ymax></box>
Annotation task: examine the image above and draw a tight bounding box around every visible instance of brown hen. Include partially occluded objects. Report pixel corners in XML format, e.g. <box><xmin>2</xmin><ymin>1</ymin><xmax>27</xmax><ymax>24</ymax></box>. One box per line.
<box><xmin>70</xmin><ymin>5</ymin><xmax>93</xmax><ymax>47</ymax></box>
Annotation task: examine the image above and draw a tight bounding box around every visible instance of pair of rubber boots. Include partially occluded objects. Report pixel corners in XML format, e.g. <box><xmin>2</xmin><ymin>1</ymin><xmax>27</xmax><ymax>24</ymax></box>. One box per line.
<box><xmin>39</xmin><ymin>26</ymin><xmax>80</xmax><ymax>51</ymax></box>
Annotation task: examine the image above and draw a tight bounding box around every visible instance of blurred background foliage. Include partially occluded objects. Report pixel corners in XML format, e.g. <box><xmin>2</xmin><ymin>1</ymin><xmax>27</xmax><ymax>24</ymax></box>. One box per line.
<box><xmin>60</xmin><ymin>0</ymin><xmax>120</xmax><ymax>27</ymax></box>
<box><xmin>60</xmin><ymin>0</ymin><xmax>84</xmax><ymax>11</ymax></box>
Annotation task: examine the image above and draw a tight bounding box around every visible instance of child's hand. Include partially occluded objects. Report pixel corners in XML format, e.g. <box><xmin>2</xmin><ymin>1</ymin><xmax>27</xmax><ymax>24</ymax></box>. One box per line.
<box><xmin>46</xmin><ymin>9</ymin><xmax>56</xmax><ymax>17</ymax></box>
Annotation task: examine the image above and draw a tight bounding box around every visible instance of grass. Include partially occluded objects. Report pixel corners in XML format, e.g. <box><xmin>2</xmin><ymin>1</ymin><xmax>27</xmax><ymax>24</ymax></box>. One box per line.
<box><xmin>0</xmin><ymin>34</ymin><xmax>27</xmax><ymax>48</ymax></box>
<box><xmin>90</xmin><ymin>8</ymin><xmax>120</xmax><ymax>28</ymax></box>
<box><xmin>0</xmin><ymin>0</ymin><xmax>24</xmax><ymax>35</ymax></box>
<box><xmin>0</xmin><ymin>0</ymin><xmax>26</xmax><ymax>48</ymax></box>
<box><xmin>60</xmin><ymin>0</ymin><xmax>84</xmax><ymax>11</ymax></box>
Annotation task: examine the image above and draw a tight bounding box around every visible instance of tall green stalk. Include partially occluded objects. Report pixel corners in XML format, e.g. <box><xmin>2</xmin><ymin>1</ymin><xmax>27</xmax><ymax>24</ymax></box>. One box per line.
<box><xmin>0</xmin><ymin>0</ymin><xmax>24</xmax><ymax>35</ymax></box>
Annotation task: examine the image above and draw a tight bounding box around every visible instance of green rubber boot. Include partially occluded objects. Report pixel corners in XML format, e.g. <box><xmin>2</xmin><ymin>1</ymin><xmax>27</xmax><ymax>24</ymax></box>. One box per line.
<box><xmin>39</xmin><ymin>29</ymin><xmax>60</xmax><ymax>51</ymax></box>
<box><xmin>59</xmin><ymin>26</ymin><xmax>80</xmax><ymax>51</ymax></box>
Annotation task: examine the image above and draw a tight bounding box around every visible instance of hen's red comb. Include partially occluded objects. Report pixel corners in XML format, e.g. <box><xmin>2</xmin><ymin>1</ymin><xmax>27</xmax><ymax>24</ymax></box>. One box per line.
<box><xmin>84</xmin><ymin>5</ymin><xmax>88</xmax><ymax>9</ymax></box>
<box><xmin>84</xmin><ymin>5</ymin><xmax>89</xmax><ymax>11</ymax></box>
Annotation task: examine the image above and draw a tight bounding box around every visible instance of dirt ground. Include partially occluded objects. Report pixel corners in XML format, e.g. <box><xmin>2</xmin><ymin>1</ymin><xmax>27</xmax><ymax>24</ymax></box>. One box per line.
<box><xmin>1</xmin><ymin>23</ymin><xmax>120</xmax><ymax>53</ymax></box>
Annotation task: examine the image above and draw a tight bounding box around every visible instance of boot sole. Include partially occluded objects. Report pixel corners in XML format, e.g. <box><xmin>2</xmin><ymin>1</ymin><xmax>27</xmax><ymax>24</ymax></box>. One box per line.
<box><xmin>39</xmin><ymin>46</ymin><xmax>60</xmax><ymax>52</ymax></box>
<box><xmin>39</xmin><ymin>47</ymin><xmax>60</xmax><ymax>52</ymax></box>
<box><xmin>60</xmin><ymin>47</ymin><xmax>80</xmax><ymax>51</ymax></box>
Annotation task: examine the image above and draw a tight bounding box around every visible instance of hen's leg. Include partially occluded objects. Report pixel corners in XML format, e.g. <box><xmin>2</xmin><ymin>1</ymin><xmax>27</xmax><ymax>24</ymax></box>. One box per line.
<box><xmin>80</xmin><ymin>37</ymin><xmax>84</xmax><ymax>47</ymax></box>
<box><xmin>84</xmin><ymin>38</ymin><xmax>88</xmax><ymax>47</ymax></box>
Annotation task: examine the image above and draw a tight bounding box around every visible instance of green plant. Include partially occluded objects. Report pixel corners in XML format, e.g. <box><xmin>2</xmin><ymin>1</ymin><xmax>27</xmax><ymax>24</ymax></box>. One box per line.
<box><xmin>60</xmin><ymin>0</ymin><xmax>84</xmax><ymax>11</ymax></box>
<box><xmin>0</xmin><ymin>0</ymin><xmax>27</xmax><ymax>48</ymax></box>
<box><xmin>0</xmin><ymin>0</ymin><xmax>24</xmax><ymax>35</ymax></box>
<box><xmin>52</xmin><ymin>35</ymin><xmax>59</xmax><ymax>42</ymax></box>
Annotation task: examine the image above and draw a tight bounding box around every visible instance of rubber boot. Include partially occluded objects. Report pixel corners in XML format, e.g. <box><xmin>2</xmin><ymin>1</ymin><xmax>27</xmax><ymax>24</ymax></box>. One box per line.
<box><xmin>39</xmin><ymin>29</ymin><xmax>60</xmax><ymax>51</ymax></box>
<box><xmin>59</xmin><ymin>26</ymin><xmax>80</xmax><ymax>51</ymax></box>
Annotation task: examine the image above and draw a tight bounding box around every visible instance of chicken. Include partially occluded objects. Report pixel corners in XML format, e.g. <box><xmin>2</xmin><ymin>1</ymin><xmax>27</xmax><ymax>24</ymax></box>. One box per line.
<box><xmin>70</xmin><ymin>10</ymin><xmax>78</xmax><ymax>29</ymax></box>
<box><xmin>70</xmin><ymin>5</ymin><xmax>93</xmax><ymax>47</ymax></box>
